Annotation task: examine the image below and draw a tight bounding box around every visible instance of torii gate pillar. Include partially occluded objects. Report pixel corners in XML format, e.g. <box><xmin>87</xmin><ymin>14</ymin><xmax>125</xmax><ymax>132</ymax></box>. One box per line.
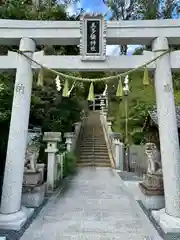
<box><xmin>0</xmin><ymin>38</ymin><xmax>35</xmax><ymax>230</ymax></box>
<box><xmin>152</xmin><ymin>37</ymin><xmax>180</xmax><ymax>231</ymax></box>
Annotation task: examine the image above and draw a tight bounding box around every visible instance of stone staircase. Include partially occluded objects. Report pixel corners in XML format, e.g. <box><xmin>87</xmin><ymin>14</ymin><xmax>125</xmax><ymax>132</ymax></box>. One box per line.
<box><xmin>77</xmin><ymin>111</ymin><xmax>111</xmax><ymax>167</ymax></box>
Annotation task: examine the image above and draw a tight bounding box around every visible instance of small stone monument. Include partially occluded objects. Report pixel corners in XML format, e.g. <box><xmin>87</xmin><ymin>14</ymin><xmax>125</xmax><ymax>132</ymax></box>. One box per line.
<box><xmin>43</xmin><ymin>132</ymin><xmax>62</xmax><ymax>192</ymax></box>
<box><xmin>22</xmin><ymin>134</ymin><xmax>45</xmax><ymax>208</ymax></box>
<box><xmin>139</xmin><ymin>142</ymin><xmax>165</xmax><ymax>210</ymax></box>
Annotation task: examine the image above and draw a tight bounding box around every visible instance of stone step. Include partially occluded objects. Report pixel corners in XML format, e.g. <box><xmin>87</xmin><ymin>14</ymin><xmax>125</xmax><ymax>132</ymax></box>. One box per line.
<box><xmin>82</xmin><ymin>128</ymin><xmax>103</xmax><ymax>130</ymax></box>
<box><xmin>79</xmin><ymin>155</ymin><xmax>110</xmax><ymax>159</ymax></box>
<box><xmin>81</xmin><ymin>141</ymin><xmax>106</xmax><ymax>143</ymax></box>
<box><xmin>82</xmin><ymin>136</ymin><xmax>105</xmax><ymax>139</ymax></box>
<box><xmin>79</xmin><ymin>145</ymin><xmax>108</xmax><ymax>148</ymax></box>
<box><xmin>82</xmin><ymin>132</ymin><xmax>104</xmax><ymax>134</ymax></box>
<box><xmin>81</xmin><ymin>136</ymin><xmax>105</xmax><ymax>138</ymax></box>
<box><xmin>79</xmin><ymin>159</ymin><xmax>110</xmax><ymax>163</ymax></box>
<box><xmin>81</xmin><ymin>136</ymin><xmax>105</xmax><ymax>139</ymax></box>
<box><xmin>76</xmin><ymin>162</ymin><xmax>111</xmax><ymax>167</ymax></box>
<box><xmin>79</xmin><ymin>150</ymin><xmax>108</xmax><ymax>153</ymax></box>
<box><xmin>79</xmin><ymin>155</ymin><xmax>109</xmax><ymax>158</ymax></box>
<box><xmin>79</xmin><ymin>154</ymin><xmax>110</xmax><ymax>158</ymax></box>
<box><xmin>79</xmin><ymin>148</ymin><xmax>108</xmax><ymax>152</ymax></box>
<box><xmin>80</xmin><ymin>144</ymin><xmax>107</xmax><ymax>147</ymax></box>
<box><xmin>79</xmin><ymin>145</ymin><xmax>107</xmax><ymax>148</ymax></box>
<box><xmin>79</xmin><ymin>147</ymin><xmax>108</xmax><ymax>150</ymax></box>
<box><xmin>77</xmin><ymin>159</ymin><xmax>110</xmax><ymax>164</ymax></box>
<box><xmin>80</xmin><ymin>139</ymin><xmax>106</xmax><ymax>141</ymax></box>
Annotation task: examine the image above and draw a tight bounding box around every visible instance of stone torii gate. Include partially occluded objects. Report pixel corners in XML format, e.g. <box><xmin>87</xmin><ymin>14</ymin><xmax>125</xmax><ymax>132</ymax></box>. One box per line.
<box><xmin>0</xmin><ymin>16</ymin><xmax>180</xmax><ymax>232</ymax></box>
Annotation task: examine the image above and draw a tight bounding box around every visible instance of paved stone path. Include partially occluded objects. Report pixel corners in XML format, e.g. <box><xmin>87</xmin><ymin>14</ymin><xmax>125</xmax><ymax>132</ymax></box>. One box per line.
<box><xmin>21</xmin><ymin>168</ymin><xmax>162</xmax><ymax>240</ymax></box>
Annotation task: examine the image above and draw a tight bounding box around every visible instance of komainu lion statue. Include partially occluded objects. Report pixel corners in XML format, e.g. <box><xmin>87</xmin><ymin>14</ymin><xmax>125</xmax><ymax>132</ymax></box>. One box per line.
<box><xmin>144</xmin><ymin>142</ymin><xmax>162</xmax><ymax>175</ymax></box>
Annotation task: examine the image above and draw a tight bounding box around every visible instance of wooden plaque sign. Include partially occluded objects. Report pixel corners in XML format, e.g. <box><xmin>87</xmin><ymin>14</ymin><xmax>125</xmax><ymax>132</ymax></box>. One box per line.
<box><xmin>80</xmin><ymin>13</ymin><xmax>106</xmax><ymax>61</ymax></box>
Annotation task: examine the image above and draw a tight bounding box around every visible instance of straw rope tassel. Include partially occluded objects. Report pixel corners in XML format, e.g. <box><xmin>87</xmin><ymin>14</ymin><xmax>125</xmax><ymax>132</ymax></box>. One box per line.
<box><xmin>37</xmin><ymin>68</ymin><xmax>44</xmax><ymax>86</ymax></box>
<box><xmin>116</xmin><ymin>77</ymin><xmax>123</xmax><ymax>98</ymax></box>
<box><xmin>68</xmin><ymin>81</ymin><xmax>76</xmax><ymax>97</ymax></box>
<box><xmin>87</xmin><ymin>82</ymin><xmax>95</xmax><ymax>101</ymax></box>
<box><xmin>62</xmin><ymin>79</ymin><xmax>69</xmax><ymax>97</ymax></box>
<box><xmin>143</xmin><ymin>67</ymin><xmax>150</xmax><ymax>86</ymax></box>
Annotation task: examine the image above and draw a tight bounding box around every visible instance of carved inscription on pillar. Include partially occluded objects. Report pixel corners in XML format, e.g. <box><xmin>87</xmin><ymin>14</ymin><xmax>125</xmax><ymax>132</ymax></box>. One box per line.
<box><xmin>16</xmin><ymin>83</ymin><xmax>25</xmax><ymax>94</ymax></box>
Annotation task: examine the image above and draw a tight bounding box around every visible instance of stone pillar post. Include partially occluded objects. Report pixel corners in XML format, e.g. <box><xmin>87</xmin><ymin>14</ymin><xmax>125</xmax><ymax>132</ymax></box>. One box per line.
<box><xmin>119</xmin><ymin>141</ymin><xmax>124</xmax><ymax>170</ymax></box>
<box><xmin>45</xmin><ymin>147</ymin><xmax>57</xmax><ymax>192</ymax></box>
<box><xmin>100</xmin><ymin>99</ymin><xmax>105</xmax><ymax>113</ymax></box>
<box><xmin>64</xmin><ymin>132</ymin><xmax>74</xmax><ymax>152</ymax></box>
<box><xmin>60</xmin><ymin>153</ymin><xmax>65</xmax><ymax>179</ymax></box>
<box><xmin>43</xmin><ymin>132</ymin><xmax>61</xmax><ymax>192</ymax></box>
<box><xmin>74</xmin><ymin>122</ymin><xmax>80</xmax><ymax>134</ymax></box>
<box><xmin>112</xmin><ymin>138</ymin><xmax>123</xmax><ymax>170</ymax></box>
<box><xmin>107</xmin><ymin>121</ymin><xmax>112</xmax><ymax>133</ymax></box>
<box><xmin>105</xmin><ymin>96</ymin><xmax>108</xmax><ymax>109</ymax></box>
<box><xmin>152</xmin><ymin>37</ymin><xmax>180</xmax><ymax>218</ymax></box>
<box><xmin>103</xmin><ymin>111</ymin><xmax>107</xmax><ymax>121</ymax></box>
<box><xmin>92</xmin><ymin>98</ymin><xmax>95</xmax><ymax>111</ymax></box>
<box><xmin>0</xmin><ymin>38</ymin><xmax>35</xmax><ymax>230</ymax></box>
<box><xmin>113</xmin><ymin>139</ymin><xmax>120</xmax><ymax>169</ymax></box>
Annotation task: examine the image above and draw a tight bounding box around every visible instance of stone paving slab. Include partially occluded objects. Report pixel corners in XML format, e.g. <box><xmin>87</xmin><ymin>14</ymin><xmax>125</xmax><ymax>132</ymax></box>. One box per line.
<box><xmin>20</xmin><ymin>167</ymin><xmax>161</xmax><ymax>240</ymax></box>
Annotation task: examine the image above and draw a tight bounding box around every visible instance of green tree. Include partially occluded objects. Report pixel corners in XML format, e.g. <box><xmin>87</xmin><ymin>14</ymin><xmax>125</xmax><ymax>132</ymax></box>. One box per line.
<box><xmin>103</xmin><ymin>0</ymin><xmax>138</xmax><ymax>55</ymax></box>
<box><xmin>0</xmin><ymin>1</ymin><xmax>84</xmax><ymax>166</ymax></box>
<box><xmin>136</xmin><ymin>0</ymin><xmax>178</xmax><ymax>19</ymax></box>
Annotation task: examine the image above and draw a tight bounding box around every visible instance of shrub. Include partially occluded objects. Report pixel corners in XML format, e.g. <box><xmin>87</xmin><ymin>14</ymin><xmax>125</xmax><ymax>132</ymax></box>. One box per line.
<box><xmin>63</xmin><ymin>152</ymin><xmax>77</xmax><ymax>177</ymax></box>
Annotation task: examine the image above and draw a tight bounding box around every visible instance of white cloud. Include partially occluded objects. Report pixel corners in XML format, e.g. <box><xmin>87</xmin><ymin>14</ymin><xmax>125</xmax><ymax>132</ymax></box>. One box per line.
<box><xmin>66</xmin><ymin>3</ymin><xmax>77</xmax><ymax>16</ymax></box>
<box><xmin>66</xmin><ymin>1</ymin><xmax>82</xmax><ymax>16</ymax></box>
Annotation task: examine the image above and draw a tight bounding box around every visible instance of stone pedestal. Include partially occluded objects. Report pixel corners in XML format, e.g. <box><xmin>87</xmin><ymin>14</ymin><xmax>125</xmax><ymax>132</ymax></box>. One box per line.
<box><xmin>0</xmin><ymin>207</ymin><xmax>34</xmax><ymax>231</ymax></box>
<box><xmin>152</xmin><ymin>208</ymin><xmax>180</xmax><ymax>234</ymax></box>
<box><xmin>23</xmin><ymin>171</ymin><xmax>42</xmax><ymax>185</ymax></box>
<box><xmin>22</xmin><ymin>163</ymin><xmax>45</xmax><ymax>208</ymax></box>
<box><xmin>139</xmin><ymin>173</ymin><xmax>165</xmax><ymax>210</ymax></box>
<box><xmin>21</xmin><ymin>184</ymin><xmax>45</xmax><ymax>208</ymax></box>
<box><xmin>0</xmin><ymin>38</ymin><xmax>35</xmax><ymax>230</ymax></box>
<box><xmin>36</xmin><ymin>163</ymin><xmax>45</xmax><ymax>182</ymax></box>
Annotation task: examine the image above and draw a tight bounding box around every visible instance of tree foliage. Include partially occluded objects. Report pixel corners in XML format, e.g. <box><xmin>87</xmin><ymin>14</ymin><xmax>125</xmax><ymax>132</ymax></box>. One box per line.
<box><xmin>105</xmin><ymin>0</ymin><xmax>178</xmax><ymax>54</ymax></box>
<box><xmin>0</xmin><ymin>0</ymin><xmax>83</xmax><ymax>164</ymax></box>
<box><xmin>107</xmin><ymin>0</ymin><xmax>180</xmax><ymax>144</ymax></box>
